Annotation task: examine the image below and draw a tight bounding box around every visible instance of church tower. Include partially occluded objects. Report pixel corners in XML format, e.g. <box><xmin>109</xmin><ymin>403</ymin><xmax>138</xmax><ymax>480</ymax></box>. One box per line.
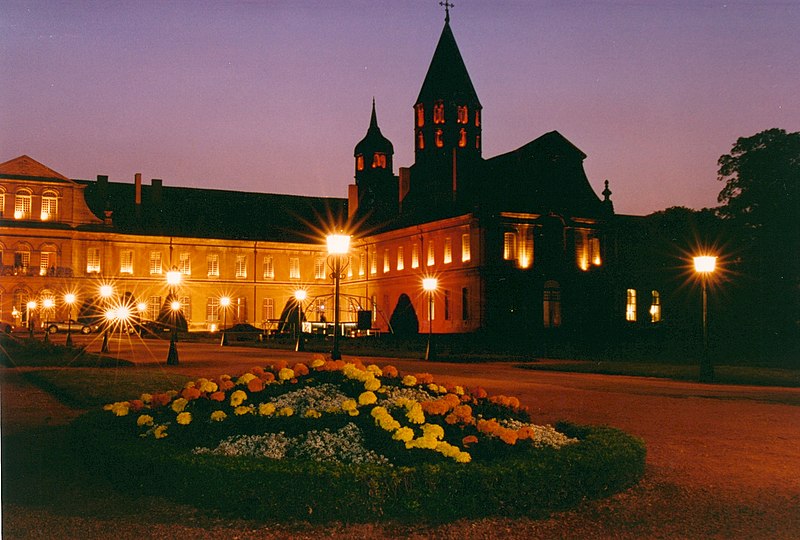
<box><xmin>353</xmin><ymin>99</ymin><xmax>397</xmax><ymax>221</ymax></box>
<box><xmin>411</xmin><ymin>8</ymin><xmax>482</xmax><ymax>208</ymax></box>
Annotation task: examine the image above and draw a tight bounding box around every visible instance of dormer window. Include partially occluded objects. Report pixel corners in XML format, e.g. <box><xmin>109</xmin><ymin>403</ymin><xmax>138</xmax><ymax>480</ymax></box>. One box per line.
<box><xmin>457</xmin><ymin>106</ymin><xmax>468</xmax><ymax>124</ymax></box>
<box><xmin>458</xmin><ymin>128</ymin><xmax>467</xmax><ymax>148</ymax></box>
<box><xmin>433</xmin><ymin>102</ymin><xmax>445</xmax><ymax>124</ymax></box>
<box><xmin>415</xmin><ymin>104</ymin><xmax>425</xmax><ymax>127</ymax></box>
<box><xmin>372</xmin><ymin>153</ymin><xmax>386</xmax><ymax>169</ymax></box>
<box><xmin>14</xmin><ymin>189</ymin><xmax>32</xmax><ymax>220</ymax></box>
<box><xmin>356</xmin><ymin>155</ymin><xmax>365</xmax><ymax>171</ymax></box>
<box><xmin>41</xmin><ymin>191</ymin><xmax>58</xmax><ymax>221</ymax></box>
<box><xmin>417</xmin><ymin>132</ymin><xmax>425</xmax><ymax>150</ymax></box>
<box><xmin>435</xmin><ymin>129</ymin><xmax>444</xmax><ymax>148</ymax></box>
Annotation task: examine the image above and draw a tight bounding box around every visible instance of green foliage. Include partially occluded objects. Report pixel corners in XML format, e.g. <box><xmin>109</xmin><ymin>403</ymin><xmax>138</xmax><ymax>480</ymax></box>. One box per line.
<box><xmin>0</xmin><ymin>337</ymin><xmax>131</xmax><ymax>368</ymax></box>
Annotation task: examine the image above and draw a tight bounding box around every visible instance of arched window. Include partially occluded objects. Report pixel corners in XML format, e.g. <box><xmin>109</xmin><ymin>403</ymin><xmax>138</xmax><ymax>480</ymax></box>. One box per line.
<box><xmin>435</xmin><ymin>129</ymin><xmax>443</xmax><ymax>148</ymax></box>
<box><xmin>650</xmin><ymin>290</ymin><xmax>662</xmax><ymax>323</ymax></box>
<box><xmin>626</xmin><ymin>289</ymin><xmax>637</xmax><ymax>322</ymax></box>
<box><xmin>417</xmin><ymin>132</ymin><xmax>425</xmax><ymax>150</ymax></box>
<box><xmin>458</xmin><ymin>128</ymin><xmax>467</xmax><ymax>148</ymax></box>
<box><xmin>356</xmin><ymin>155</ymin><xmax>364</xmax><ymax>171</ymax></box>
<box><xmin>433</xmin><ymin>102</ymin><xmax>445</xmax><ymax>124</ymax></box>
<box><xmin>457</xmin><ymin>106</ymin><xmax>468</xmax><ymax>124</ymax></box>
<box><xmin>415</xmin><ymin>104</ymin><xmax>425</xmax><ymax>127</ymax></box>
<box><xmin>372</xmin><ymin>153</ymin><xmax>386</xmax><ymax>169</ymax></box>
<box><xmin>543</xmin><ymin>280</ymin><xmax>561</xmax><ymax>328</ymax></box>
<box><xmin>14</xmin><ymin>189</ymin><xmax>32</xmax><ymax>220</ymax></box>
<box><xmin>41</xmin><ymin>190</ymin><xmax>59</xmax><ymax>221</ymax></box>
<box><xmin>0</xmin><ymin>188</ymin><xmax>6</xmax><ymax>218</ymax></box>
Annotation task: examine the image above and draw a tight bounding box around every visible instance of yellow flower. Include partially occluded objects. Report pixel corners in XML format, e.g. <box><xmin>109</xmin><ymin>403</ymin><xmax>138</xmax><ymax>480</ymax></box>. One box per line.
<box><xmin>393</xmin><ymin>427</ymin><xmax>414</xmax><ymax>442</ymax></box>
<box><xmin>278</xmin><ymin>367</ymin><xmax>295</xmax><ymax>381</ymax></box>
<box><xmin>154</xmin><ymin>425</ymin><xmax>168</xmax><ymax>439</ymax></box>
<box><xmin>341</xmin><ymin>399</ymin><xmax>358</xmax><ymax>412</ymax></box>
<box><xmin>234</xmin><ymin>405</ymin><xmax>252</xmax><ymax>416</ymax></box>
<box><xmin>176</xmin><ymin>412</ymin><xmax>192</xmax><ymax>425</ymax></box>
<box><xmin>277</xmin><ymin>407</ymin><xmax>294</xmax><ymax>417</ymax></box>
<box><xmin>140</xmin><ymin>393</ymin><xmax>153</xmax><ymax>404</ymax></box>
<box><xmin>236</xmin><ymin>373</ymin><xmax>257</xmax><ymax>385</ymax></box>
<box><xmin>137</xmin><ymin>414</ymin><xmax>154</xmax><ymax>427</ymax></box>
<box><xmin>453</xmin><ymin>386</ymin><xmax>465</xmax><ymax>396</ymax></box>
<box><xmin>358</xmin><ymin>391</ymin><xmax>378</xmax><ymax>406</ymax></box>
<box><xmin>366</xmin><ymin>364</ymin><xmax>383</xmax><ymax>377</ymax></box>
<box><xmin>197</xmin><ymin>378</ymin><xmax>218</xmax><ymax>393</ymax></box>
<box><xmin>304</xmin><ymin>409</ymin><xmax>322</xmax><ymax>418</ymax></box>
<box><xmin>230</xmin><ymin>390</ymin><xmax>248</xmax><ymax>407</ymax></box>
<box><xmin>455</xmin><ymin>451</ymin><xmax>472</xmax><ymax>463</ymax></box>
<box><xmin>422</xmin><ymin>423</ymin><xmax>445</xmax><ymax>440</ymax></box>
<box><xmin>310</xmin><ymin>358</ymin><xmax>326</xmax><ymax>369</ymax></box>
<box><xmin>402</xmin><ymin>375</ymin><xmax>417</xmax><ymax>387</ymax></box>
<box><xmin>210</xmin><ymin>410</ymin><xmax>227</xmax><ymax>422</ymax></box>
<box><xmin>165</xmin><ymin>390</ymin><xmax>179</xmax><ymax>398</ymax></box>
<box><xmin>364</xmin><ymin>376</ymin><xmax>381</xmax><ymax>392</ymax></box>
<box><xmin>171</xmin><ymin>397</ymin><xmax>189</xmax><ymax>413</ymax></box>
<box><xmin>406</xmin><ymin>402</ymin><xmax>425</xmax><ymax>424</ymax></box>
<box><xmin>104</xmin><ymin>401</ymin><xmax>130</xmax><ymax>416</ymax></box>
<box><xmin>258</xmin><ymin>403</ymin><xmax>276</xmax><ymax>416</ymax></box>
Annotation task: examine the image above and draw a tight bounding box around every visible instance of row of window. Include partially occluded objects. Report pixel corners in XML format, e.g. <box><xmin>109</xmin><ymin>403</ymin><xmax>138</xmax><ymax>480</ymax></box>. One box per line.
<box><xmin>0</xmin><ymin>189</ymin><xmax>59</xmax><ymax>221</ymax></box>
<box><xmin>502</xmin><ymin>227</ymin><xmax>602</xmax><ymax>270</ymax></box>
<box><xmin>415</xmin><ymin>103</ymin><xmax>480</xmax><ymax>128</ymax></box>
<box><xmin>626</xmin><ymin>289</ymin><xmax>662</xmax><ymax>323</ymax></box>
<box><xmin>365</xmin><ymin>234</ymin><xmax>472</xmax><ymax>277</ymax></box>
<box><xmin>417</xmin><ymin>129</ymin><xmax>479</xmax><ymax>151</ymax></box>
<box><xmin>355</xmin><ymin>153</ymin><xmax>388</xmax><ymax>171</ymax></box>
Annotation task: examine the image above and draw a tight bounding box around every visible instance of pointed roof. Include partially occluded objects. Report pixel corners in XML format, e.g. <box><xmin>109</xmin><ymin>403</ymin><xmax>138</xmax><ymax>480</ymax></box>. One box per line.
<box><xmin>0</xmin><ymin>155</ymin><xmax>75</xmax><ymax>183</ymax></box>
<box><xmin>354</xmin><ymin>99</ymin><xmax>394</xmax><ymax>156</ymax></box>
<box><xmin>416</xmin><ymin>21</ymin><xmax>481</xmax><ymax>106</ymax></box>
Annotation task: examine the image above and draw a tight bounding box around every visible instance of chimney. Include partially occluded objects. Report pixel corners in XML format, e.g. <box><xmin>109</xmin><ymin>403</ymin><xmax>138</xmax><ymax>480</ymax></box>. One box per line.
<box><xmin>135</xmin><ymin>173</ymin><xmax>142</xmax><ymax>205</ymax></box>
<box><xmin>151</xmin><ymin>178</ymin><xmax>163</xmax><ymax>206</ymax></box>
<box><xmin>348</xmin><ymin>184</ymin><xmax>359</xmax><ymax>218</ymax></box>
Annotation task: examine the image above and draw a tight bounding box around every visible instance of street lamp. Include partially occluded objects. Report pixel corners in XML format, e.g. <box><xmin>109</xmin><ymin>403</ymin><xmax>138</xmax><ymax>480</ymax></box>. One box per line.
<box><xmin>99</xmin><ymin>284</ymin><xmax>114</xmax><ymax>353</ymax></box>
<box><xmin>326</xmin><ymin>233</ymin><xmax>351</xmax><ymax>360</ymax></box>
<box><xmin>219</xmin><ymin>296</ymin><xmax>231</xmax><ymax>346</ymax></box>
<box><xmin>422</xmin><ymin>277</ymin><xmax>438</xmax><ymax>361</ymax></box>
<box><xmin>294</xmin><ymin>289</ymin><xmax>307</xmax><ymax>352</ymax></box>
<box><xmin>64</xmin><ymin>293</ymin><xmax>76</xmax><ymax>347</ymax></box>
<box><xmin>166</xmin><ymin>268</ymin><xmax>182</xmax><ymax>365</ymax></box>
<box><xmin>26</xmin><ymin>300</ymin><xmax>37</xmax><ymax>339</ymax></box>
<box><xmin>42</xmin><ymin>297</ymin><xmax>55</xmax><ymax>343</ymax></box>
<box><xmin>693</xmin><ymin>255</ymin><xmax>717</xmax><ymax>382</ymax></box>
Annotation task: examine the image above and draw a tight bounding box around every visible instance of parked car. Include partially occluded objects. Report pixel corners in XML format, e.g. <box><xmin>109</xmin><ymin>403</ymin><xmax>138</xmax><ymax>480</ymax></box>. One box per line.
<box><xmin>43</xmin><ymin>319</ymin><xmax>99</xmax><ymax>335</ymax></box>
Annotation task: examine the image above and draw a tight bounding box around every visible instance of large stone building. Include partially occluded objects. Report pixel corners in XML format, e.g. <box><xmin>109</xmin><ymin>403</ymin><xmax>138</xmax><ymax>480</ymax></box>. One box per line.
<box><xmin>1</xmin><ymin>14</ymin><xmax>659</xmax><ymax>342</ymax></box>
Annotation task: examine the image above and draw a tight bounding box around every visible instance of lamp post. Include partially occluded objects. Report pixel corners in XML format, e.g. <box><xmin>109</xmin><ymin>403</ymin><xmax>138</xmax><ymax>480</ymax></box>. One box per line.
<box><xmin>294</xmin><ymin>289</ymin><xmax>307</xmax><ymax>352</ymax></box>
<box><xmin>326</xmin><ymin>233</ymin><xmax>351</xmax><ymax>360</ymax></box>
<box><xmin>42</xmin><ymin>297</ymin><xmax>55</xmax><ymax>343</ymax></box>
<box><xmin>166</xmin><ymin>268</ymin><xmax>182</xmax><ymax>365</ymax></box>
<box><xmin>422</xmin><ymin>277</ymin><xmax>438</xmax><ymax>361</ymax></box>
<box><xmin>26</xmin><ymin>300</ymin><xmax>36</xmax><ymax>339</ymax></box>
<box><xmin>99</xmin><ymin>284</ymin><xmax>113</xmax><ymax>353</ymax></box>
<box><xmin>693</xmin><ymin>255</ymin><xmax>717</xmax><ymax>382</ymax></box>
<box><xmin>64</xmin><ymin>293</ymin><xmax>76</xmax><ymax>347</ymax></box>
<box><xmin>219</xmin><ymin>296</ymin><xmax>230</xmax><ymax>346</ymax></box>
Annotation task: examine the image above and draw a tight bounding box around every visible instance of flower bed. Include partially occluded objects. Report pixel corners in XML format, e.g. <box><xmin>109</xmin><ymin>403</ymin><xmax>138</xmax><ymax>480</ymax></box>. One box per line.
<box><xmin>72</xmin><ymin>357</ymin><xmax>645</xmax><ymax>522</ymax></box>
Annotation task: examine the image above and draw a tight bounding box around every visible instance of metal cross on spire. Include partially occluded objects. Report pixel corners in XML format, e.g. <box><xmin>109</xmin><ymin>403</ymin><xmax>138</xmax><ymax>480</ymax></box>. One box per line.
<box><xmin>439</xmin><ymin>0</ymin><xmax>454</xmax><ymax>23</ymax></box>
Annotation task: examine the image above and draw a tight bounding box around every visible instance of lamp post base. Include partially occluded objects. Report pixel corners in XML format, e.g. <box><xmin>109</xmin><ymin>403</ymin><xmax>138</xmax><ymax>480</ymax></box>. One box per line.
<box><xmin>101</xmin><ymin>332</ymin><xmax>109</xmax><ymax>353</ymax></box>
<box><xmin>424</xmin><ymin>338</ymin><xmax>435</xmax><ymax>361</ymax></box>
<box><xmin>65</xmin><ymin>332</ymin><xmax>73</xmax><ymax>347</ymax></box>
<box><xmin>167</xmin><ymin>333</ymin><xmax>179</xmax><ymax>365</ymax></box>
<box><xmin>295</xmin><ymin>334</ymin><xmax>305</xmax><ymax>352</ymax></box>
<box><xmin>220</xmin><ymin>332</ymin><xmax>228</xmax><ymax>346</ymax></box>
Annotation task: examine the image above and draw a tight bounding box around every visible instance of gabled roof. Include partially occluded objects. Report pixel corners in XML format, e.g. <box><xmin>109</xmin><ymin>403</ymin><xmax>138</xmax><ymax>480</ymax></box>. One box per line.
<box><xmin>0</xmin><ymin>155</ymin><xmax>76</xmax><ymax>184</ymax></box>
<box><xmin>416</xmin><ymin>21</ymin><xmax>481</xmax><ymax>107</ymax></box>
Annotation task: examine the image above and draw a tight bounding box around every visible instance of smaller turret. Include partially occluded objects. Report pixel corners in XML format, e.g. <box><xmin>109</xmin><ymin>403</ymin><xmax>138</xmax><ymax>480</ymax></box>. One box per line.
<box><xmin>353</xmin><ymin>99</ymin><xmax>397</xmax><ymax>222</ymax></box>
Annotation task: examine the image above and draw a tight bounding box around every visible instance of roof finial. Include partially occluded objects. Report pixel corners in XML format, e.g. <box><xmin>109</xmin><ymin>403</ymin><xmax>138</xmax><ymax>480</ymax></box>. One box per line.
<box><xmin>439</xmin><ymin>0</ymin><xmax>453</xmax><ymax>23</ymax></box>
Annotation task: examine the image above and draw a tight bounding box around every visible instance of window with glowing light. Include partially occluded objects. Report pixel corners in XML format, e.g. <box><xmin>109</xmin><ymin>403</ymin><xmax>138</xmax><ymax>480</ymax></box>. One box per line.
<box><xmin>626</xmin><ymin>289</ymin><xmax>637</xmax><ymax>322</ymax></box>
<box><xmin>417</xmin><ymin>132</ymin><xmax>425</xmax><ymax>150</ymax></box>
<box><xmin>39</xmin><ymin>251</ymin><xmax>54</xmax><ymax>276</ymax></box>
<box><xmin>0</xmin><ymin>189</ymin><xmax>5</xmax><ymax>217</ymax></box>
<box><xmin>397</xmin><ymin>246</ymin><xmax>404</xmax><ymax>271</ymax></box>
<box><xmin>262</xmin><ymin>298</ymin><xmax>275</xmax><ymax>321</ymax></box>
<box><xmin>359</xmin><ymin>252</ymin><xmax>366</xmax><ymax>276</ymax></box>
<box><xmin>179</xmin><ymin>296</ymin><xmax>191</xmax><ymax>319</ymax></box>
<box><xmin>207</xmin><ymin>254</ymin><xmax>219</xmax><ymax>277</ymax></box>
<box><xmin>433</xmin><ymin>102</ymin><xmax>444</xmax><ymax>124</ymax></box>
<box><xmin>14</xmin><ymin>249</ymin><xmax>30</xmax><ymax>273</ymax></box>
<box><xmin>147</xmin><ymin>296</ymin><xmax>161</xmax><ymax>321</ymax></box>
<box><xmin>263</xmin><ymin>255</ymin><xmax>274</xmax><ymax>279</ymax></box>
<box><xmin>650</xmin><ymin>291</ymin><xmax>662</xmax><ymax>323</ymax></box>
<box><xmin>289</xmin><ymin>257</ymin><xmax>300</xmax><ymax>280</ymax></box>
<box><xmin>476</xmin><ymin>134</ymin><xmax>481</xmax><ymax>150</ymax></box>
<box><xmin>458</xmin><ymin>128</ymin><xmax>467</xmax><ymax>148</ymax></box>
<box><xmin>314</xmin><ymin>257</ymin><xmax>326</xmax><ymax>279</ymax></box>
<box><xmin>444</xmin><ymin>237</ymin><xmax>452</xmax><ymax>264</ymax></box>
<box><xmin>415</xmin><ymin>104</ymin><xmax>424</xmax><ymax>127</ymax></box>
<box><xmin>543</xmin><ymin>281</ymin><xmax>561</xmax><ymax>328</ymax></box>
<box><xmin>149</xmin><ymin>251</ymin><xmax>162</xmax><ymax>275</ymax></box>
<box><xmin>412</xmin><ymin>243</ymin><xmax>420</xmax><ymax>269</ymax></box>
<box><xmin>356</xmin><ymin>155</ymin><xmax>364</xmax><ymax>171</ymax></box>
<box><xmin>40</xmin><ymin>191</ymin><xmax>58</xmax><ymax>221</ymax></box>
<box><xmin>457</xmin><ymin>106</ymin><xmax>468</xmax><ymax>124</ymax></box>
<box><xmin>370</xmin><ymin>248</ymin><xmax>377</xmax><ymax>275</ymax></box>
<box><xmin>372</xmin><ymin>153</ymin><xmax>386</xmax><ymax>169</ymax></box>
<box><xmin>435</xmin><ymin>129</ymin><xmax>443</xmax><ymax>148</ymax></box>
<box><xmin>120</xmin><ymin>250</ymin><xmax>133</xmax><ymax>274</ymax></box>
<box><xmin>14</xmin><ymin>190</ymin><xmax>32</xmax><ymax>219</ymax></box>
<box><xmin>383</xmin><ymin>249</ymin><xmax>390</xmax><ymax>273</ymax></box>
<box><xmin>86</xmin><ymin>247</ymin><xmax>100</xmax><ymax>274</ymax></box>
<box><xmin>518</xmin><ymin>228</ymin><xmax>534</xmax><ymax>269</ymax></box>
<box><xmin>206</xmin><ymin>297</ymin><xmax>219</xmax><ymax>321</ymax></box>
<box><xmin>235</xmin><ymin>255</ymin><xmax>247</xmax><ymax>279</ymax></box>
<box><xmin>179</xmin><ymin>252</ymin><xmax>191</xmax><ymax>275</ymax></box>
<box><xmin>475</xmin><ymin>109</ymin><xmax>481</xmax><ymax>126</ymax></box>
<box><xmin>427</xmin><ymin>240</ymin><xmax>435</xmax><ymax>266</ymax></box>
<box><xmin>461</xmin><ymin>233</ymin><xmax>471</xmax><ymax>262</ymax></box>
<box><xmin>503</xmin><ymin>232</ymin><xmax>517</xmax><ymax>261</ymax></box>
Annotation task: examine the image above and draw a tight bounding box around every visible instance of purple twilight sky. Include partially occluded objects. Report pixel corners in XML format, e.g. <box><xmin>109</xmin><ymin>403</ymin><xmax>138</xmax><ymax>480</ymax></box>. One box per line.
<box><xmin>2</xmin><ymin>0</ymin><xmax>799</xmax><ymax>216</ymax></box>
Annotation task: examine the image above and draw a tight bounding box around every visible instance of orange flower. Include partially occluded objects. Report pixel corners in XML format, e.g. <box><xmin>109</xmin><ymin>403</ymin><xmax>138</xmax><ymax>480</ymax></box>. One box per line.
<box><xmin>128</xmin><ymin>399</ymin><xmax>144</xmax><ymax>411</ymax></box>
<box><xmin>209</xmin><ymin>391</ymin><xmax>226</xmax><ymax>402</ymax></box>
<box><xmin>262</xmin><ymin>372</ymin><xmax>275</xmax><ymax>383</ymax></box>
<box><xmin>251</xmin><ymin>366</ymin><xmax>267</xmax><ymax>377</ymax></box>
<box><xmin>151</xmin><ymin>393</ymin><xmax>172</xmax><ymax>407</ymax></box>
<box><xmin>471</xmin><ymin>387</ymin><xmax>488</xmax><ymax>399</ymax></box>
<box><xmin>292</xmin><ymin>362</ymin><xmax>309</xmax><ymax>376</ymax></box>
<box><xmin>271</xmin><ymin>360</ymin><xmax>288</xmax><ymax>372</ymax></box>
<box><xmin>462</xmin><ymin>435</ymin><xmax>479</xmax><ymax>447</ymax></box>
<box><xmin>414</xmin><ymin>372</ymin><xmax>434</xmax><ymax>384</ymax></box>
<box><xmin>181</xmin><ymin>387</ymin><xmax>202</xmax><ymax>400</ymax></box>
<box><xmin>247</xmin><ymin>378</ymin><xmax>265</xmax><ymax>393</ymax></box>
<box><xmin>218</xmin><ymin>379</ymin><xmax>235</xmax><ymax>392</ymax></box>
<box><xmin>382</xmin><ymin>365</ymin><xmax>398</xmax><ymax>378</ymax></box>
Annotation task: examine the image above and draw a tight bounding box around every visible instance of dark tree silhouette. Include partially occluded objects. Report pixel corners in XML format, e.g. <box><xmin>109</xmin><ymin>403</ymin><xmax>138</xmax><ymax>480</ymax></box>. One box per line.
<box><xmin>389</xmin><ymin>294</ymin><xmax>419</xmax><ymax>336</ymax></box>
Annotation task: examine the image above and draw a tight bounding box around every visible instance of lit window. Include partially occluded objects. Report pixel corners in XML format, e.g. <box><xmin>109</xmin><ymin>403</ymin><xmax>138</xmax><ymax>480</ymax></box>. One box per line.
<box><xmin>41</xmin><ymin>191</ymin><xmax>58</xmax><ymax>221</ymax></box>
<box><xmin>519</xmin><ymin>227</ymin><xmax>533</xmax><ymax>269</ymax></box>
<box><xmin>179</xmin><ymin>296</ymin><xmax>191</xmax><ymax>319</ymax></box>
<box><xmin>120</xmin><ymin>250</ymin><xmax>133</xmax><ymax>274</ymax></box>
<box><xmin>383</xmin><ymin>249</ymin><xmax>390</xmax><ymax>273</ymax></box>
<box><xmin>372</xmin><ymin>153</ymin><xmax>386</xmax><ymax>169</ymax></box>
<box><xmin>370</xmin><ymin>249</ymin><xmax>377</xmax><ymax>275</ymax></box>
<box><xmin>206</xmin><ymin>297</ymin><xmax>220</xmax><ymax>321</ymax></box>
<box><xmin>415</xmin><ymin>104</ymin><xmax>424</xmax><ymax>127</ymax></box>
<box><xmin>262</xmin><ymin>298</ymin><xmax>275</xmax><ymax>321</ymax></box>
<box><xmin>417</xmin><ymin>132</ymin><xmax>425</xmax><ymax>150</ymax></box>
<box><xmin>444</xmin><ymin>237</ymin><xmax>452</xmax><ymax>264</ymax></box>
<box><xmin>207</xmin><ymin>254</ymin><xmax>219</xmax><ymax>277</ymax></box>
<box><xmin>458</xmin><ymin>128</ymin><xmax>467</xmax><ymax>148</ymax></box>
<box><xmin>543</xmin><ymin>281</ymin><xmax>561</xmax><ymax>328</ymax></box>
<box><xmin>39</xmin><ymin>251</ymin><xmax>53</xmax><ymax>276</ymax></box>
<box><xmin>147</xmin><ymin>296</ymin><xmax>161</xmax><ymax>321</ymax></box>
<box><xmin>86</xmin><ymin>247</ymin><xmax>100</xmax><ymax>274</ymax></box>
<box><xmin>14</xmin><ymin>250</ymin><xmax>30</xmax><ymax>272</ymax></box>
<box><xmin>359</xmin><ymin>252</ymin><xmax>366</xmax><ymax>276</ymax></box>
<box><xmin>503</xmin><ymin>232</ymin><xmax>517</xmax><ymax>261</ymax></box>
<box><xmin>149</xmin><ymin>251</ymin><xmax>162</xmax><ymax>275</ymax></box>
<box><xmin>626</xmin><ymin>289</ymin><xmax>637</xmax><ymax>322</ymax></box>
<box><xmin>0</xmin><ymin>190</ymin><xmax>5</xmax><ymax>217</ymax></box>
<box><xmin>433</xmin><ymin>102</ymin><xmax>444</xmax><ymax>124</ymax></box>
<box><xmin>347</xmin><ymin>256</ymin><xmax>354</xmax><ymax>278</ymax></box>
<box><xmin>356</xmin><ymin>155</ymin><xmax>364</xmax><ymax>171</ymax></box>
<box><xmin>315</xmin><ymin>257</ymin><xmax>326</xmax><ymax>279</ymax></box>
<box><xmin>397</xmin><ymin>246</ymin><xmax>404</xmax><ymax>271</ymax></box>
<box><xmin>475</xmin><ymin>109</ymin><xmax>481</xmax><ymax>126</ymax></box>
<box><xmin>427</xmin><ymin>240</ymin><xmax>435</xmax><ymax>266</ymax></box>
<box><xmin>263</xmin><ymin>255</ymin><xmax>274</xmax><ymax>279</ymax></box>
<box><xmin>592</xmin><ymin>237</ymin><xmax>602</xmax><ymax>266</ymax></box>
<box><xmin>289</xmin><ymin>257</ymin><xmax>300</xmax><ymax>279</ymax></box>
<box><xmin>435</xmin><ymin>129</ymin><xmax>443</xmax><ymax>148</ymax></box>
<box><xmin>650</xmin><ymin>291</ymin><xmax>662</xmax><ymax>323</ymax></box>
<box><xmin>235</xmin><ymin>255</ymin><xmax>247</xmax><ymax>279</ymax></box>
<box><xmin>179</xmin><ymin>252</ymin><xmax>191</xmax><ymax>275</ymax></box>
<box><xmin>457</xmin><ymin>106</ymin><xmax>468</xmax><ymax>124</ymax></box>
<box><xmin>476</xmin><ymin>135</ymin><xmax>481</xmax><ymax>150</ymax></box>
<box><xmin>14</xmin><ymin>190</ymin><xmax>32</xmax><ymax>219</ymax></box>
<box><xmin>461</xmin><ymin>234</ymin><xmax>471</xmax><ymax>262</ymax></box>
<box><xmin>575</xmin><ymin>229</ymin><xmax>589</xmax><ymax>271</ymax></box>
<box><xmin>412</xmin><ymin>243</ymin><xmax>420</xmax><ymax>269</ymax></box>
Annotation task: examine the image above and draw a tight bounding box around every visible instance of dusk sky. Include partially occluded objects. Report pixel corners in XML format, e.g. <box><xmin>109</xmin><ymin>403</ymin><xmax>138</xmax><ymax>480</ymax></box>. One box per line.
<box><xmin>2</xmin><ymin>0</ymin><xmax>798</xmax><ymax>216</ymax></box>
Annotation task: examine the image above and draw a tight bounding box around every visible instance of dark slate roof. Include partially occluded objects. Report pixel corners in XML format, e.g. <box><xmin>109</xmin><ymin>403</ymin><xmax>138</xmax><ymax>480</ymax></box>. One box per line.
<box><xmin>78</xmin><ymin>180</ymin><xmax>348</xmax><ymax>243</ymax></box>
<box><xmin>416</xmin><ymin>21</ymin><xmax>481</xmax><ymax>107</ymax></box>
<box><xmin>354</xmin><ymin>99</ymin><xmax>393</xmax><ymax>156</ymax></box>
<box><xmin>482</xmin><ymin>131</ymin><xmax>605</xmax><ymax>219</ymax></box>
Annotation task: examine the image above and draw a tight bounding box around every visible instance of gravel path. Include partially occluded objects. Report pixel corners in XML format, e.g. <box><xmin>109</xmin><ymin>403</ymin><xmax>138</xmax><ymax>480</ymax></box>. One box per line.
<box><xmin>2</xmin><ymin>348</ymin><xmax>800</xmax><ymax>539</ymax></box>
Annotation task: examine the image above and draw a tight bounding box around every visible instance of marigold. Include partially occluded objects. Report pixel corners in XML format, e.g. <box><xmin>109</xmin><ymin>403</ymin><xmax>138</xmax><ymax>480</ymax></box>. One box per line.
<box><xmin>151</xmin><ymin>393</ymin><xmax>172</xmax><ymax>407</ymax></box>
<box><xmin>230</xmin><ymin>390</ymin><xmax>248</xmax><ymax>407</ymax></box>
<box><xmin>128</xmin><ymin>399</ymin><xmax>144</xmax><ymax>412</ymax></box>
<box><xmin>310</xmin><ymin>357</ymin><xmax>326</xmax><ymax>369</ymax></box>
<box><xmin>304</xmin><ymin>409</ymin><xmax>322</xmax><ymax>418</ymax></box>
<box><xmin>210</xmin><ymin>410</ymin><xmax>227</xmax><ymax>422</ymax></box>
<box><xmin>104</xmin><ymin>401</ymin><xmax>130</xmax><ymax>416</ymax></box>
<box><xmin>247</xmin><ymin>378</ymin><xmax>265</xmax><ymax>393</ymax></box>
<box><xmin>414</xmin><ymin>373</ymin><xmax>434</xmax><ymax>384</ymax></box>
<box><xmin>176</xmin><ymin>412</ymin><xmax>192</xmax><ymax>425</ymax></box>
<box><xmin>171</xmin><ymin>398</ymin><xmax>189</xmax><ymax>413</ymax></box>
<box><xmin>341</xmin><ymin>399</ymin><xmax>358</xmax><ymax>412</ymax></box>
<box><xmin>277</xmin><ymin>407</ymin><xmax>294</xmax><ymax>417</ymax></box>
<box><xmin>393</xmin><ymin>426</ymin><xmax>414</xmax><ymax>442</ymax></box>
<box><xmin>262</xmin><ymin>372</ymin><xmax>275</xmax><ymax>383</ymax></box>
<box><xmin>236</xmin><ymin>373</ymin><xmax>257</xmax><ymax>386</ymax></box>
<box><xmin>218</xmin><ymin>379</ymin><xmax>235</xmax><ymax>391</ymax></box>
<box><xmin>278</xmin><ymin>367</ymin><xmax>295</xmax><ymax>381</ymax></box>
<box><xmin>358</xmin><ymin>391</ymin><xmax>378</xmax><ymax>406</ymax></box>
<box><xmin>405</xmin><ymin>403</ymin><xmax>425</xmax><ymax>424</ymax></box>
<box><xmin>402</xmin><ymin>375</ymin><xmax>417</xmax><ymax>387</ymax></box>
<box><xmin>181</xmin><ymin>387</ymin><xmax>202</xmax><ymax>400</ymax></box>
<box><xmin>234</xmin><ymin>405</ymin><xmax>252</xmax><ymax>416</ymax></box>
<box><xmin>140</xmin><ymin>393</ymin><xmax>153</xmax><ymax>404</ymax></box>
<box><xmin>137</xmin><ymin>414</ymin><xmax>154</xmax><ymax>427</ymax></box>
<box><xmin>153</xmin><ymin>425</ymin><xmax>168</xmax><ymax>439</ymax></box>
<box><xmin>209</xmin><ymin>391</ymin><xmax>225</xmax><ymax>402</ymax></box>
<box><xmin>271</xmin><ymin>360</ymin><xmax>288</xmax><ymax>372</ymax></box>
<box><xmin>366</xmin><ymin>364</ymin><xmax>382</xmax><ymax>377</ymax></box>
<box><xmin>292</xmin><ymin>363</ymin><xmax>309</xmax><ymax>376</ymax></box>
<box><xmin>462</xmin><ymin>435</ymin><xmax>479</xmax><ymax>447</ymax></box>
<box><xmin>258</xmin><ymin>403</ymin><xmax>276</xmax><ymax>416</ymax></box>
<box><xmin>382</xmin><ymin>365</ymin><xmax>399</xmax><ymax>378</ymax></box>
<box><xmin>364</xmin><ymin>376</ymin><xmax>381</xmax><ymax>392</ymax></box>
